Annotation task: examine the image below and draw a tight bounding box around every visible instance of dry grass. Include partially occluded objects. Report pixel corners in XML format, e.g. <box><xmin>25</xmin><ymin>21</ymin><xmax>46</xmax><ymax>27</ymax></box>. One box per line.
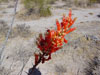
<box><xmin>0</xmin><ymin>0</ymin><xmax>8</xmax><ymax>3</ymax></box>
<box><xmin>0</xmin><ymin>20</ymin><xmax>8</xmax><ymax>42</ymax></box>
<box><xmin>55</xmin><ymin>64</ymin><xmax>67</xmax><ymax>75</ymax></box>
<box><xmin>16</xmin><ymin>9</ymin><xmax>40</xmax><ymax>20</ymax></box>
<box><xmin>46</xmin><ymin>0</ymin><xmax>58</xmax><ymax>4</ymax></box>
<box><xmin>0</xmin><ymin>66</ymin><xmax>11</xmax><ymax>75</ymax></box>
<box><xmin>0</xmin><ymin>20</ymin><xmax>9</xmax><ymax>37</ymax></box>
<box><xmin>17</xmin><ymin>0</ymin><xmax>52</xmax><ymax>20</ymax></box>
<box><xmin>0</xmin><ymin>20</ymin><xmax>34</xmax><ymax>40</ymax></box>
<box><xmin>88</xmin><ymin>12</ymin><xmax>94</xmax><ymax>15</ymax></box>
<box><xmin>62</xmin><ymin>0</ymin><xmax>99</xmax><ymax>8</ymax></box>
<box><xmin>84</xmin><ymin>56</ymin><xmax>100</xmax><ymax>75</ymax></box>
<box><xmin>10</xmin><ymin>24</ymin><xmax>33</xmax><ymax>39</ymax></box>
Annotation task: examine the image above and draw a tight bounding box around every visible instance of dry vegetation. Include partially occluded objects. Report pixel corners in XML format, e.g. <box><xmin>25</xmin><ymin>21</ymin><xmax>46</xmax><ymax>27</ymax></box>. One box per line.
<box><xmin>17</xmin><ymin>0</ymin><xmax>55</xmax><ymax>20</ymax></box>
<box><xmin>0</xmin><ymin>20</ymin><xmax>9</xmax><ymax>37</ymax></box>
<box><xmin>84</xmin><ymin>56</ymin><xmax>100</xmax><ymax>75</ymax></box>
<box><xmin>10</xmin><ymin>24</ymin><xmax>33</xmax><ymax>38</ymax></box>
<box><xmin>16</xmin><ymin>0</ymin><xmax>100</xmax><ymax>20</ymax></box>
<box><xmin>62</xmin><ymin>0</ymin><xmax>100</xmax><ymax>7</ymax></box>
<box><xmin>0</xmin><ymin>0</ymin><xmax>8</xmax><ymax>3</ymax></box>
<box><xmin>0</xmin><ymin>20</ymin><xmax>33</xmax><ymax>40</ymax></box>
<box><xmin>55</xmin><ymin>64</ymin><xmax>67</xmax><ymax>75</ymax></box>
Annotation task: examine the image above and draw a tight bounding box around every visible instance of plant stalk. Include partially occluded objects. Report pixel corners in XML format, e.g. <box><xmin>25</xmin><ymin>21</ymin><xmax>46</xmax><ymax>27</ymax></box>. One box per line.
<box><xmin>28</xmin><ymin>53</ymin><xmax>45</xmax><ymax>75</ymax></box>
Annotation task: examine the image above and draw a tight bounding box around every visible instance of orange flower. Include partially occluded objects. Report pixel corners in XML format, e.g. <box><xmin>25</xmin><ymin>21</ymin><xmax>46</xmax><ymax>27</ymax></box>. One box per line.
<box><xmin>34</xmin><ymin>9</ymin><xmax>77</xmax><ymax>64</ymax></box>
<box><xmin>66</xmin><ymin>27</ymin><xmax>76</xmax><ymax>34</ymax></box>
<box><xmin>56</xmin><ymin>19</ymin><xmax>61</xmax><ymax>32</ymax></box>
<box><xmin>69</xmin><ymin>9</ymin><xmax>72</xmax><ymax>19</ymax></box>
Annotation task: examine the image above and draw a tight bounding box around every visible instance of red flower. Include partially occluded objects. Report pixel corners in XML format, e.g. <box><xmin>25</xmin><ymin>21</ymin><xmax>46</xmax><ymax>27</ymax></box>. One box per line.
<box><xmin>34</xmin><ymin>53</ymin><xmax>39</xmax><ymax>64</ymax></box>
<box><xmin>34</xmin><ymin>9</ymin><xmax>77</xmax><ymax>64</ymax></box>
<box><xmin>56</xmin><ymin>19</ymin><xmax>61</xmax><ymax>32</ymax></box>
<box><xmin>66</xmin><ymin>27</ymin><xmax>76</xmax><ymax>34</ymax></box>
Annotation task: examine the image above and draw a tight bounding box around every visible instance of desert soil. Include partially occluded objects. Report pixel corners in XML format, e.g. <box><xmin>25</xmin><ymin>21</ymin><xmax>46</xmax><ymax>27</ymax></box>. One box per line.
<box><xmin>0</xmin><ymin>1</ymin><xmax>100</xmax><ymax>75</ymax></box>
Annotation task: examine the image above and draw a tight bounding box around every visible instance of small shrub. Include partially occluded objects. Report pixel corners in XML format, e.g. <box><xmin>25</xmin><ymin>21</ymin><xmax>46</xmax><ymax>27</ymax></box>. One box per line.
<box><xmin>74</xmin><ymin>0</ymin><xmax>78</xmax><ymax>6</ymax></box>
<box><xmin>90</xmin><ymin>0</ymin><xmax>97</xmax><ymax>3</ymax></box>
<box><xmin>88</xmin><ymin>12</ymin><xmax>94</xmax><ymax>15</ymax></box>
<box><xmin>84</xmin><ymin>56</ymin><xmax>100</xmax><ymax>75</ymax></box>
<box><xmin>40</xmin><ymin>6</ymin><xmax>51</xmax><ymax>17</ymax></box>
<box><xmin>0</xmin><ymin>20</ymin><xmax>9</xmax><ymax>37</ymax></box>
<box><xmin>0</xmin><ymin>21</ymin><xmax>32</xmax><ymax>39</ymax></box>
<box><xmin>10</xmin><ymin>24</ymin><xmax>32</xmax><ymax>38</ymax></box>
<box><xmin>0</xmin><ymin>67</ymin><xmax>11</xmax><ymax>75</ymax></box>
<box><xmin>63</xmin><ymin>0</ymin><xmax>99</xmax><ymax>7</ymax></box>
<box><xmin>55</xmin><ymin>65</ymin><xmax>67</xmax><ymax>75</ymax></box>
<box><xmin>21</xmin><ymin>0</ymin><xmax>52</xmax><ymax>18</ymax></box>
<box><xmin>46</xmin><ymin>0</ymin><xmax>57</xmax><ymax>4</ymax></box>
<box><xmin>0</xmin><ymin>0</ymin><xmax>8</xmax><ymax>3</ymax></box>
<box><xmin>7</xmin><ymin>5</ymin><xmax>14</xmax><ymax>8</ymax></box>
<box><xmin>89</xmin><ymin>0</ymin><xmax>97</xmax><ymax>6</ymax></box>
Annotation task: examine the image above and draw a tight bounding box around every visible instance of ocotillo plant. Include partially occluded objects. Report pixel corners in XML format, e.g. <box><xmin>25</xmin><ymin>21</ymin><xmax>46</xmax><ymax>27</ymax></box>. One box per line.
<box><xmin>28</xmin><ymin>9</ymin><xmax>77</xmax><ymax>75</ymax></box>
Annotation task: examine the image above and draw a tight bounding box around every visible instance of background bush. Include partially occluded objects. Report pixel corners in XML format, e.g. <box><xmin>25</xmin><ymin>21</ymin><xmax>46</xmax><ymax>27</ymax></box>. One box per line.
<box><xmin>0</xmin><ymin>20</ymin><xmax>32</xmax><ymax>39</ymax></box>
<box><xmin>21</xmin><ymin>0</ymin><xmax>53</xmax><ymax>17</ymax></box>
<box><xmin>0</xmin><ymin>20</ymin><xmax>9</xmax><ymax>37</ymax></box>
<box><xmin>10</xmin><ymin>24</ymin><xmax>32</xmax><ymax>38</ymax></box>
<box><xmin>0</xmin><ymin>0</ymin><xmax>8</xmax><ymax>3</ymax></box>
<box><xmin>62</xmin><ymin>0</ymin><xmax>100</xmax><ymax>7</ymax></box>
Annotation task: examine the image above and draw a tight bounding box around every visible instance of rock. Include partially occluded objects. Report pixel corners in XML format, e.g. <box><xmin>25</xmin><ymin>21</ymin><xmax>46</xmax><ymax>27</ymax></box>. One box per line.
<box><xmin>97</xmin><ymin>14</ymin><xmax>100</xmax><ymax>18</ymax></box>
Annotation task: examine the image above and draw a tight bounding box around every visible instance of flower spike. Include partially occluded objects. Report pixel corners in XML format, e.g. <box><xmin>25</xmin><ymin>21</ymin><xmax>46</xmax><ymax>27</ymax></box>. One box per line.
<box><xmin>33</xmin><ymin>10</ymin><xmax>77</xmax><ymax>73</ymax></box>
<box><xmin>66</xmin><ymin>27</ymin><xmax>76</xmax><ymax>34</ymax></box>
<box><xmin>69</xmin><ymin>8</ymin><xmax>72</xmax><ymax>18</ymax></box>
<box><xmin>68</xmin><ymin>17</ymin><xmax>77</xmax><ymax>28</ymax></box>
<box><xmin>64</xmin><ymin>38</ymin><xmax>68</xmax><ymax>43</ymax></box>
<box><xmin>56</xmin><ymin>19</ymin><xmax>61</xmax><ymax>31</ymax></box>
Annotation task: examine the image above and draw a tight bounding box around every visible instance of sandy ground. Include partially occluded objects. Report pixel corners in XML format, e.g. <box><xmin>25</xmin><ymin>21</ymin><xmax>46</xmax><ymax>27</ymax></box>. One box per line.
<box><xmin>0</xmin><ymin>1</ymin><xmax>100</xmax><ymax>75</ymax></box>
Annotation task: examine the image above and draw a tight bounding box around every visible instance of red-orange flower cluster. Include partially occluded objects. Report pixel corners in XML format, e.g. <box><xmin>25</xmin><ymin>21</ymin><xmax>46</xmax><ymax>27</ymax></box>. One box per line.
<box><xmin>34</xmin><ymin>9</ymin><xmax>77</xmax><ymax>64</ymax></box>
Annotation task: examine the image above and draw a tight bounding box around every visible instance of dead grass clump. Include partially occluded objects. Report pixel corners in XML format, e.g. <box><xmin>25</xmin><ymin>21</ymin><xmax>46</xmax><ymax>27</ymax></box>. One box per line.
<box><xmin>10</xmin><ymin>24</ymin><xmax>33</xmax><ymax>38</ymax></box>
<box><xmin>16</xmin><ymin>11</ymin><xmax>40</xmax><ymax>20</ymax></box>
<box><xmin>47</xmin><ymin>0</ymin><xmax>57</xmax><ymax>4</ymax></box>
<box><xmin>7</xmin><ymin>4</ymin><xmax>14</xmax><ymax>8</ymax></box>
<box><xmin>18</xmin><ymin>0</ymin><xmax>52</xmax><ymax>20</ymax></box>
<box><xmin>55</xmin><ymin>64</ymin><xmax>67</xmax><ymax>75</ymax></box>
<box><xmin>0</xmin><ymin>21</ymin><xmax>33</xmax><ymax>39</ymax></box>
<box><xmin>0</xmin><ymin>20</ymin><xmax>9</xmax><ymax>37</ymax></box>
<box><xmin>0</xmin><ymin>0</ymin><xmax>8</xmax><ymax>3</ymax></box>
<box><xmin>0</xmin><ymin>20</ymin><xmax>9</xmax><ymax>42</ymax></box>
<box><xmin>39</xmin><ymin>6</ymin><xmax>51</xmax><ymax>17</ymax></box>
<box><xmin>63</xmin><ymin>0</ymin><xmax>98</xmax><ymax>8</ymax></box>
<box><xmin>0</xmin><ymin>66</ymin><xmax>11</xmax><ymax>75</ymax></box>
<box><xmin>84</xmin><ymin>56</ymin><xmax>100</xmax><ymax>75</ymax></box>
<box><xmin>88</xmin><ymin>12</ymin><xmax>94</xmax><ymax>15</ymax></box>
